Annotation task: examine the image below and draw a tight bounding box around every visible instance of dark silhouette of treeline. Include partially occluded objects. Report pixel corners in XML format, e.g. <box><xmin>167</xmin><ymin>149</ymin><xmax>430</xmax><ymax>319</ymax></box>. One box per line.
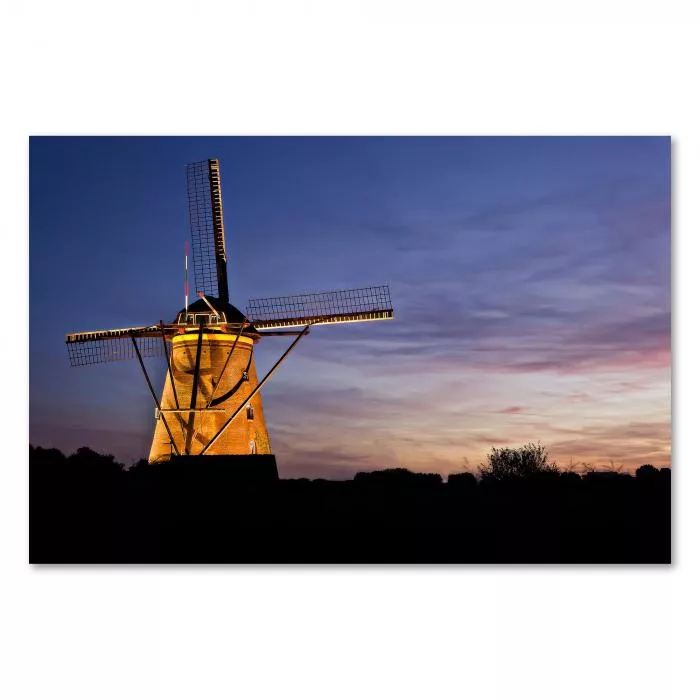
<box><xmin>29</xmin><ymin>444</ymin><xmax>671</xmax><ymax>564</ymax></box>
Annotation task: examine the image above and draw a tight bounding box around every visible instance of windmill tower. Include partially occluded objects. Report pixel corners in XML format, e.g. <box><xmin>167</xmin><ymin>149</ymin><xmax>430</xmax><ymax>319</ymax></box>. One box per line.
<box><xmin>66</xmin><ymin>158</ymin><xmax>393</xmax><ymax>466</ymax></box>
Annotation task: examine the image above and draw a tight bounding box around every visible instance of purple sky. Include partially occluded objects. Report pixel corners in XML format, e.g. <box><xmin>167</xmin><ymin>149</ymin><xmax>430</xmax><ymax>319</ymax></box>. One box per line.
<box><xmin>29</xmin><ymin>136</ymin><xmax>670</xmax><ymax>477</ymax></box>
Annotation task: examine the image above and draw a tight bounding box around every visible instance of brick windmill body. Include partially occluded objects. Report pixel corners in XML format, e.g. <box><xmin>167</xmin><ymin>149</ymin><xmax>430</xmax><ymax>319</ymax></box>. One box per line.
<box><xmin>148</xmin><ymin>297</ymin><xmax>272</xmax><ymax>462</ymax></box>
<box><xmin>66</xmin><ymin>159</ymin><xmax>393</xmax><ymax>471</ymax></box>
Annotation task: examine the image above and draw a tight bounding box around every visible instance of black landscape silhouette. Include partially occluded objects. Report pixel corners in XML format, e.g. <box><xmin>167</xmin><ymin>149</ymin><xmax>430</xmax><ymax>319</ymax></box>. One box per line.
<box><xmin>29</xmin><ymin>442</ymin><xmax>671</xmax><ymax>564</ymax></box>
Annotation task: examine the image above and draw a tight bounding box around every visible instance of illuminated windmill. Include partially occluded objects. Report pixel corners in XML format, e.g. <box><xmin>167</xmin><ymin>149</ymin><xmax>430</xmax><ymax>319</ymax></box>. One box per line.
<box><xmin>65</xmin><ymin>159</ymin><xmax>393</xmax><ymax>464</ymax></box>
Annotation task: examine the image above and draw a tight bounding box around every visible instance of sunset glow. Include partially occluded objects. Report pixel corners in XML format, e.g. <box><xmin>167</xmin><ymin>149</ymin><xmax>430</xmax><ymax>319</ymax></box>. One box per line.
<box><xmin>30</xmin><ymin>136</ymin><xmax>670</xmax><ymax>477</ymax></box>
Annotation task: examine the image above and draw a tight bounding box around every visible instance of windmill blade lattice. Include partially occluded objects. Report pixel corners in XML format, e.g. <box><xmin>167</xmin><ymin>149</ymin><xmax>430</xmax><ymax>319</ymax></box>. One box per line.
<box><xmin>66</xmin><ymin>327</ymin><xmax>168</xmax><ymax>366</ymax></box>
<box><xmin>186</xmin><ymin>159</ymin><xmax>229</xmax><ymax>301</ymax></box>
<box><xmin>247</xmin><ymin>285</ymin><xmax>393</xmax><ymax>329</ymax></box>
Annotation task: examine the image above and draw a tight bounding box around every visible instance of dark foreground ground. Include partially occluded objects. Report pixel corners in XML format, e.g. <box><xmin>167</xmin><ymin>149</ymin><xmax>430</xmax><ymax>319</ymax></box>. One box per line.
<box><xmin>29</xmin><ymin>446</ymin><xmax>671</xmax><ymax>564</ymax></box>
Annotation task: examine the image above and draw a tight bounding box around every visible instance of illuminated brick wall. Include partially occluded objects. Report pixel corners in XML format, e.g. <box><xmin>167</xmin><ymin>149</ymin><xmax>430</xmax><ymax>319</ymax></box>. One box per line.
<box><xmin>148</xmin><ymin>332</ymin><xmax>272</xmax><ymax>462</ymax></box>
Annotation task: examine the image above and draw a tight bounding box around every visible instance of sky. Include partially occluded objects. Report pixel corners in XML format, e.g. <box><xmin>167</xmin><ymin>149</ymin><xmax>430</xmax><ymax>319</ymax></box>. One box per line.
<box><xmin>29</xmin><ymin>136</ymin><xmax>671</xmax><ymax>478</ymax></box>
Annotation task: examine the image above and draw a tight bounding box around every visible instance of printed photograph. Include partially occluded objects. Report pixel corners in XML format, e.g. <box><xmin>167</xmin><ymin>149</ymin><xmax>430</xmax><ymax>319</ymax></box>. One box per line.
<box><xmin>29</xmin><ymin>136</ymin><xmax>671</xmax><ymax>563</ymax></box>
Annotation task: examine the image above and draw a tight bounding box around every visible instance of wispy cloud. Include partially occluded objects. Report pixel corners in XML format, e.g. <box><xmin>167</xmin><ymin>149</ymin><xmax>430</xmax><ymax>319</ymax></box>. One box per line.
<box><xmin>32</xmin><ymin>137</ymin><xmax>670</xmax><ymax>476</ymax></box>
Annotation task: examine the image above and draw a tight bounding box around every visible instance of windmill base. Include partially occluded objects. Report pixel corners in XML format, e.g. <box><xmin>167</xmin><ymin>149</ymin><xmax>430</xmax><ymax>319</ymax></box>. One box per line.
<box><xmin>165</xmin><ymin>454</ymin><xmax>279</xmax><ymax>484</ymax></box>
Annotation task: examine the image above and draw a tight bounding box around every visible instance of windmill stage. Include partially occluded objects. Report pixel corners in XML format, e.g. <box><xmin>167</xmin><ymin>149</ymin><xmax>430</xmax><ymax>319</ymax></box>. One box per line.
<box><xmin>66</xmin><ymin>158</ymin><xmax>393</xmax><ymax>467</ymax></box>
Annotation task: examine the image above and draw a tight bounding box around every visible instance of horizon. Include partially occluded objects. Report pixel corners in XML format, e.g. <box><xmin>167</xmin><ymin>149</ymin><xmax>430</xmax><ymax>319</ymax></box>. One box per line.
<box><xmin>29</xmin><ymin>136</ymin><xmax>671</xmax><ymax>478</ymax></box>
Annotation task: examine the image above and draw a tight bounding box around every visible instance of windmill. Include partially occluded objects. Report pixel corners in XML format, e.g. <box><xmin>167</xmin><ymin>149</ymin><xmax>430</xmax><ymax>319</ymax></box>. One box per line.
<box><xmin>65</xmin><ymin>158</ymin><xmax>393</xmax><ymax>465</ymax></box>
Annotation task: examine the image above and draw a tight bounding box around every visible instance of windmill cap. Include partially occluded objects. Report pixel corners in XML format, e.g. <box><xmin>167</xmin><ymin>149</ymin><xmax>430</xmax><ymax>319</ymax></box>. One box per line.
<box><xmin>175</xmin><ymin>296</ymin><xmax>248</xmax><ymax>324</ymax></box>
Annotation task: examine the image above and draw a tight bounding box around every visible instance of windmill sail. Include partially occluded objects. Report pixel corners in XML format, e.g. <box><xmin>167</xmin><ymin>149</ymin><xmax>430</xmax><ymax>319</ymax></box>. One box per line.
<box><xmin>65</xmin><ymin>326</ymin><xmax>168</xmax><ymax>366</ymax></box>
<box><xmin>186</xmin><ymin>159</ymin><xmax>229</xmax><ymax>302</ymax></box>
<box><xmin>247</xmin><ymin>285</ymin><xmax>393</xmax><ymax>329</ymax></box>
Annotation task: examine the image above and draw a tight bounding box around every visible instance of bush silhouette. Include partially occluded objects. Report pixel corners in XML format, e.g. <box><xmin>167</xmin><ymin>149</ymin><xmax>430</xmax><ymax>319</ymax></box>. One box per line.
<box><xmin>68</xmin><ymin>446</ymin><xmax>124</xmax><ymax>472</ymax></box>
<box><xmin>30</xmin><ymin>445</ymin><xmax>66</xmax><ymax>469</ymax></box>
<box><xmin>447</xmin><ymin>471</ymin><xmax>478</xmax><ymax>489</ymax></box>
<box><xmin>478</xmin><ymin>442</ymin><xmax>559</xmax><ymax>481</ymax></box>
<box><xmin>354</xmin><ymin>467</ymin><xmax>442</xmax><ymax>488</ymax></box>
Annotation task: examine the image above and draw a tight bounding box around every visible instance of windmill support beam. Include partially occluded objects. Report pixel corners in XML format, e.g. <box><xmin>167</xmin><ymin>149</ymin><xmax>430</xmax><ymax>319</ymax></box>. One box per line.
<box><xmin>197</xmin><ymin>292</ymin><xmax>223</xmax><ymax>321</ymax></box>
<box><xmin>199</xmin><ymin>325</ymin><xmax>311</xmax><ymax>456</ymax></box>
<box><xmin>160</xmin><ymin>321</ymin><xmax>179</xmax><ymax>411</ymax></box>
<box><xmin>184</xmin><ymin>321</ymin><xmax>205</xmax><ymax>455</ymax></box>
<box><xmin>130</xmin><ymin>333</ymin><xmax>181</xmax><ymax>457</ymax></box>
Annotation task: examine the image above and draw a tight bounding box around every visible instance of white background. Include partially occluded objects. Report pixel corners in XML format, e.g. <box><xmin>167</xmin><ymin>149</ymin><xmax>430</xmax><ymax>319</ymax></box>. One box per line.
<box><xmin>2</xmin><ymin>2</ymin><xmax>698</xmax><ymax>699</ymax></box>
